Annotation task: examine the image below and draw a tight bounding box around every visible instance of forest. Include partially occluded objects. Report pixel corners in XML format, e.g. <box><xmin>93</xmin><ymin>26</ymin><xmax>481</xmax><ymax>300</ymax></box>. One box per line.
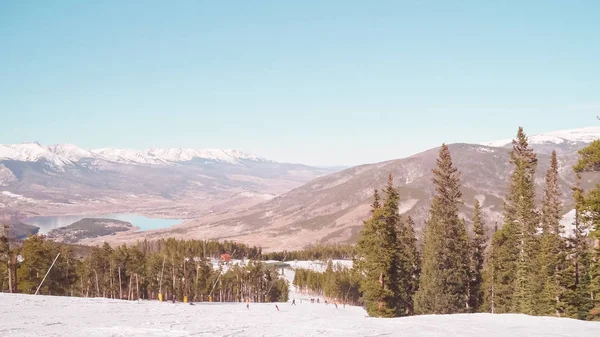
<box><xmin>0</xmin><ymin>236</ymin><xmax>288</xmax><ymax>303</ymax></box>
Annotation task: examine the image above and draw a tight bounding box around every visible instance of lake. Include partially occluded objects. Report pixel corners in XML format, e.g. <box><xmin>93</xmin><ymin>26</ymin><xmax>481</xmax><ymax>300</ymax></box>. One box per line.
<box><xmin>24</xmin><ymin>213</ymin><xmax>184</xmax><ymax>234</ymax></box>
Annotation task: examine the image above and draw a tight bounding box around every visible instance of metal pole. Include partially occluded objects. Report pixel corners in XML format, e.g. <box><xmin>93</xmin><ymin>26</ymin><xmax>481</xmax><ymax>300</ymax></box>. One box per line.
<box><xmin>35</xmin><ymin>252</ymin><xmax>60</xmax><ymax>295</ymax></box>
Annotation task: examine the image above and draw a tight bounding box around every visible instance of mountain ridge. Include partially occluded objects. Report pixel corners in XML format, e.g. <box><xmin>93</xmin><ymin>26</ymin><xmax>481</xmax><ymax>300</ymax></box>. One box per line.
<box><xmin>0</xmin><ymin>142</ymin><xmax>271</xmax><ymax>167</ymax></box>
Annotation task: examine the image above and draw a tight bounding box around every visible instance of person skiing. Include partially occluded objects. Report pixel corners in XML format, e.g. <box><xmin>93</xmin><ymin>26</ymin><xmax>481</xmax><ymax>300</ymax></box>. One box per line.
<box><xmin>246</xmin><ymin>303</ymin><xmax>249</xmax><ymax>310</ymax></box>
<box><xmin>291</xmin><ymin>299</ymin><xmax>296</xmax><ymax>305</ymax></box>
<box><xmin>275</xmin><ymin>304</ymin><xmax>280</xmax><ymax>311</ymax></box>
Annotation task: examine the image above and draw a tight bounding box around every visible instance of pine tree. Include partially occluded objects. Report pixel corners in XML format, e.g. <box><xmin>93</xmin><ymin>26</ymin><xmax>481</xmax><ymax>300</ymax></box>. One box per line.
<box><xmin>469</xmin><ymin>199</ymin><xmax>486</xmax><ymax>312</ymax></box>
<box><xmin>492</xmin><ymin>127</ymin><xmax>539</xmax><ymax>314</ymax></box>
<box><xmin>564</xmin><ymin>178</ymin><xmax>594</xmax><ymax>319</ymax></box>
<box><xmin>355</xmin><ymin>185</ymin><xmax>400</xmax><ymax>317</ymax></box>
<box><xmin>482</xmin><ymin>223</ymin><xmax>499</xmax><ymax>313</ymax></box>
<box><xmin>402</xmin><ymin>216</ymin><xmax>420</xmax><ymax>314</ymax></box>
<box><xmin>573</xmin><ymin>137</ymin><xmax>600</xmax><ymax>319</ymax></box>
<box><xmin>414</xmin><ymin>144</ymin><xmax>470</xmax><ymax>314</ymax></box>
<box><xmin>381</xmin><ymin>174</ymin><xmax>403</xmax><ymax>315</ymax></box>
<box><xmin>538</xmin><ymin>151</ymin><xmax>567</xmax><ymax>316</ymax></box>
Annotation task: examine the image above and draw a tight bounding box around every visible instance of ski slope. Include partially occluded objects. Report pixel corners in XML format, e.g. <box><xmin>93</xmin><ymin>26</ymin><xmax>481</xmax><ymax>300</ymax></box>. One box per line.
<box><xmin>1</xmin><ymin>293</ymin><xmax>599</xmax><ymax>337</ymax></box>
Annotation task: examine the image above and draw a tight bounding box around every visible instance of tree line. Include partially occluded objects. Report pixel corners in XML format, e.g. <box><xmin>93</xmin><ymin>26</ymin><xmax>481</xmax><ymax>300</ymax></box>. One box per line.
<box><xmin>0</xmin><ymin>236</ymin><xmax>288</xmax><ymax>303</ymax></box>
<box><xmin>292</xmin><ymin>260</ymin><xmax>361</xmax><ymax>305</ymax></box>
<box><xmin>262</xmin><ymin>244</ymin><xmax>355</xmax><ymax>261</ymax></box>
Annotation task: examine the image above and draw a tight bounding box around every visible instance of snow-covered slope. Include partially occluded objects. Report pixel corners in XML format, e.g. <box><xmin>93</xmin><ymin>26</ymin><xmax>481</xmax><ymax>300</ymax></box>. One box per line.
<box><xmin>483</xmin><ymin>126</ymin><xmax>600</xmax><ymax>147</ymax></box>
<box><xmin>0</xmin><ymin>142</ymin><xmax>267</xmax><ymax>167</ymax></box>
<box><xmin>1</xmin><ymin>293</ymin><xmax>598</xmax><ymax>337</ymax></box>
<box><xmin>48</xmin><ymin>144</ymin><xmax>98</xmax><ymax>162</ymax></box>
<box><xmin>0</xmin><ymin>142</ymin><xmax>72</xmax><ymax>168</ymax></box>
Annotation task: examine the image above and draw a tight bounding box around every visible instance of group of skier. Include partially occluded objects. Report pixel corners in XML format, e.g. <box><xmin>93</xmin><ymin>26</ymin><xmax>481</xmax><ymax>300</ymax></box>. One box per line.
<box><xmin>245</xmin><ymin>298</ymin><xmax>342</xmax><ymax>311</ymax></box>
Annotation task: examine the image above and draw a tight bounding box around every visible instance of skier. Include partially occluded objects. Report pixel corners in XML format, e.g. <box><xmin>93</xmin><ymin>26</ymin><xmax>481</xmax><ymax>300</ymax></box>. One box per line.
<box><xmin>246</xmin><ymin>303</ymin><xmax>249</xmax><ymax>310</ymax></box>
<box><xmin>275</xmin><ymin>304</ymin><xmax>280</xmax><ymax>311</ymax></box>
<box><xmin>291</xmin><ymin>299</ymin><xmax>296</xmax><ymax>305</ymax></box>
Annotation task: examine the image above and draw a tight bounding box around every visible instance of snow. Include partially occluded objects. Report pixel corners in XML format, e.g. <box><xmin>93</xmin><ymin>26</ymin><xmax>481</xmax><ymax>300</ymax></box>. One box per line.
<box><xmin>0</xmin><ymin>142</ymin><xmax>267</xmax><ymax>167</ymax></box>
<box><xmin>48</xmin><ymin>144</ymin><xmax>97</xmax><ymax>162</ymax></box>
<box><xmin>482</xmin><ymin>126</ymin><xmax>600</xmax><ymax>147</ymax></box>
<box><xmin>560</xmin><ymin>209</ymin><xmax>592</xmax><ymax>237</ymax></box>
<box><xmin>1</xmin><ymin>293</ymin><xmax>598</xmax><ymax>337</ymax></box>
<box><xmin>0</xmin><ymin>142</ymin><xmax>71</xmax><ymax>168</ymax></box>
<box><xmin>289</xmin><ymin>259</ymin><xmax>353</xmax><ymax>272</ymax></box>
<box><xmin>1</xmin><ymin>259</ymin><xmax>598</xmax><ymax>336</ymax></box>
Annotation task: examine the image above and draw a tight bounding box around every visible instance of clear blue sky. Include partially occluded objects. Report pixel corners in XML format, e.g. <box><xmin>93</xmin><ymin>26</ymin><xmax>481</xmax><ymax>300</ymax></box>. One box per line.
<box><xmin>1</xmin><ymin>1</ymin><xmax>599</xmax><ymax>166</ymax></box>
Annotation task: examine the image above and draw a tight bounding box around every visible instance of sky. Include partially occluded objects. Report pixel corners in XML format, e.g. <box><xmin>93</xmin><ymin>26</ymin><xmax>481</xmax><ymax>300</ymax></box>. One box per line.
<box><xmin>1</xmin><ymin>1</ymin><xmax>599</xmax><ymax>166</ymax></box>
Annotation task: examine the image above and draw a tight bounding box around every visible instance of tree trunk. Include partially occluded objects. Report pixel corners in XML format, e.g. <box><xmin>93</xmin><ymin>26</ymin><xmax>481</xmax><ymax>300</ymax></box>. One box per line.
<box><xmin>119</xmin><ymin>267</ymin><xmax>122</xmax><ymax>299</ymax></box>
<box><xmin>128</xmin><ymin>272</ymin><xmax>133</xmax><ymax>300</ymax></box>
<box><xmin>8</xmin><ymin>259</ymin><xmax>12</xmax><ymax>293</ymax></box>
<box><xmin>94</xmin><ymin>269</ymin><xmax>100</xmax><ymax>296</ymax></box>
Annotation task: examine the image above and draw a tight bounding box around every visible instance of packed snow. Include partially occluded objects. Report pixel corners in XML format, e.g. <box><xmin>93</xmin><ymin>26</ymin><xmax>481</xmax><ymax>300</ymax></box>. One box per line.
<box><xmin>482</xmin><ymin>126</ymin><xmax>600</xmax><ymax>147</ymax></box>
<box><xmin>1</xmin><ymin>292</ymin><xmax>598</xmax><ymax>336</ymax></box>
<box><xmin>0</xmin><ymin>142</ymin><xmax>267</xmax><ymax>167</ymax></box>
<box><xmin>1</xmin><ymin>261</ymin><xmax>598</xmax><ymax>336</ymax></box>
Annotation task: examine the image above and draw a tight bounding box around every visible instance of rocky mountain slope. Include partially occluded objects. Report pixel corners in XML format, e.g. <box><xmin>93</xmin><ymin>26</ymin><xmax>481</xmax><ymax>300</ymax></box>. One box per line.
<box><xmin>99</xmin><ymin>127</ymin><xmax>600</xmax><ymax>251</ymax></box>
<box><xmin>0</xmin><ymin>143</ymin><xmax>338</xmax><ymax>220</ymax></box>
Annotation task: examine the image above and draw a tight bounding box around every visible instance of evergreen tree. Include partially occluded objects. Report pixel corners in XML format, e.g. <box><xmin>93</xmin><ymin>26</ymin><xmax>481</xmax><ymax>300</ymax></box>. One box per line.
<box><xmin>564</xmin><ymin>178</ymin><xmax>594</xmax><ymax>319</ymax></box>
<box><xmin>0</xmin><ymin>228</ymin><xmax>9</xmax><ymax>292</ymax></box>
<box><xmin>538</xmin><ymin>151</ymin><xmax>567</xmax><ymax>316</ymax></box>
<box><xmin>492</xmin><ymin>127</ymin><xmax>539</xmax><ymax>314</ymax></box>
<box><xmin>469</xmin><ymin>199</ymin><xmax>486</xmax><ymax>312</ymax></box>
<box><xmin>355</xmin><ymin>186</ymin><xmax>400</xmax><ymax>317</ymax></box>
<box><xmin>573</xmin><ymin>137</ymin><xmax>600</xmax><ymax>319</ymax></box>
<box><xmin>401</xmin><ymin>216</ymin><xmax>420</xmax><ymax>314</ymax></box>
<box><xmin>482</xmin><ymin>223</ymin><xmax>499</xmax><ymax>313</ymax></box>
<box><xmin>381</xmin><ymin>174</ymin><xmax>404</xmax><ymax>315</ymax></box>
<box><xmin>414</xmin><ymin>144</ymin><xmax>470</xmax><ymax>314</ymax></box>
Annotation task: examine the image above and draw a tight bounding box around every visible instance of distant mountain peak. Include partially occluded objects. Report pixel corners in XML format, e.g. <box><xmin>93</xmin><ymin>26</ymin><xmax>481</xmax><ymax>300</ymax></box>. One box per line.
<box><xmin>482</xmin><ymin>126</ymin><xmax>600</xmax><ymax>148</ymax></box>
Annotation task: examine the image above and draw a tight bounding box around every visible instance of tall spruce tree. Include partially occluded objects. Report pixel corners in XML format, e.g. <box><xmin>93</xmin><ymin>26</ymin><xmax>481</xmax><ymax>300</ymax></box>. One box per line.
<box><xmin>469</xmin><ymin>199</ymin><xmax>486</xmax><ymax>312</ymax></box>
<box><xmin>414</xmin><ymin>144</ymin><xmax>470</xmax><ymax>314</ymax></box>
<box><xmin>492</xmin><ymin>127</ymin><xmax>539</xmax><ymax>314</ymax></box>
<box><xmin>355</xmin><ymin>182</ymin><xmax>401</xmax><ymax>317</ymax></box>
<box><xmin>394</xmin><ymin>211</ymin><xmax>420</xmax><ymax>315</ymax></box>
<box><xmin>402</xmin><ymin>216</ymin><xmax>421</xmax><ymax>314</ymax></box>
<box><xmin>564</xmin><ymin>177</ymin><xmax>594</xmax><ymax>319</ymax></box>
<box><xmin>380</xmin><ymin>174</ymin><xmax>402</xmax><ymax>315</ymax></box>
<box><xmin>482</xmin><ymin>223</ymin><xmax>499</xmax><ymax>313</ymax></box>
<box><xmin>538</xmin><ymin>151</ymin><xmax>567</xmax><ymax>316</ymax></box>
<box><xmin>574</xmin><ymin>139</ymin><xmax>600</xmax><ymax>319</ymax></box>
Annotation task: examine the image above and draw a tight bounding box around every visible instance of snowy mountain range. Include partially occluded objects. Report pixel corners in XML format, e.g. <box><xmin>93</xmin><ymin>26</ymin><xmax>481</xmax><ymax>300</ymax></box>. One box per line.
<box><xmin>481</xmin><ymin>126</ymin><xmax>600</xmax><ymax>153</ymax></box>
<box><xmin>0</xmin><ymin>142</ymin><xmax>268</xmax><ymax>168</ymax></box>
